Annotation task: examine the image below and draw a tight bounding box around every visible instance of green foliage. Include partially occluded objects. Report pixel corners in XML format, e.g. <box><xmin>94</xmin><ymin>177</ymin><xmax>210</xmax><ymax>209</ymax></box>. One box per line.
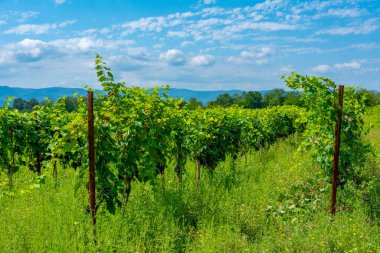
<box><xmin>240</xmin><ymin>91</ymin><xmax>264</xmax><ymax>108</ymax></box>
<box><xmin>1</xmin><ymin>56</ymin><xmax>379</xmax><ymax>252</ymax></box>
<box><xmin>64</xmin><ymin>96</ymin><xmax>79</xmax><ymax>112</ymax></box>
<box><xmin>283</xmin><ymin>72</ymin><xmax>372</xmax><ymax>182</ymax></box>
<box><xmin>207</xmin><ymin>89</ymin><xmax>302</xmax><ymax>109</ymax></box>
<box><xmin>183</xmin><ymin>97</ymin><xmax>202</xmax><ymax>110</ymax></box>
<box><xmin>358</xmin><ymin>89</ymin><xmax>380</xmax><ymax>106</ymax></box>
<box><xmin>1</xmin><ymin>127</ymin><xmax>379</xmax><ymax>252</ymax></box>
<box><xmin>11</xmin><ymin>98</ymin><xmax>41</xmax><ymax>112</ymax></box>
<box><xmin>263</xmin><ymin>88</ymin><xmax>285</xmax><ymax>107</ymax></box>
<box><xmin>283</xmin><ymin>91</ymin><xmax>303</xmax><ymax>106</ymax></box>
<box><xmin>0</xmin><ymin>55</ymin><xmax>306</xmax><ymax>214</ymax></box>
<box><xmin>207</xmin><ymin>93</ymin><xmax>235</xmax><ymax>107</ymax></box>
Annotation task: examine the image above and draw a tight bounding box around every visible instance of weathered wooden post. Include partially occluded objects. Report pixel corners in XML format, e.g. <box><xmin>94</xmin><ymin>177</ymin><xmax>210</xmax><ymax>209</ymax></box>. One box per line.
<box><xmin>330</xmin><ymin>85</ymin><xmax>344</xmax><ymax>215</ymax></box>
<box><xmin>87</xmin><ymin>91</ymin><xmax>96</xmax><ymax>227</ymax></box>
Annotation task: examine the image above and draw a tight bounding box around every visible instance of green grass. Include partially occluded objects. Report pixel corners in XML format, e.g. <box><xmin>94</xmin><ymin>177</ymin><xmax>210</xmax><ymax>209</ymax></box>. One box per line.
<box><xmin>1</xmin><ymin>107</ymin><xmax>380</xmax><ymax>252</ymax></box>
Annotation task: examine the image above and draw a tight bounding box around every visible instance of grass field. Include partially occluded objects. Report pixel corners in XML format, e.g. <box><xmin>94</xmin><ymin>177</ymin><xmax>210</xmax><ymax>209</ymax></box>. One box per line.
<box><xmin>0</xmin><ymin>106</ymin><xmax>379</xmax><ymax>252</ymax></box>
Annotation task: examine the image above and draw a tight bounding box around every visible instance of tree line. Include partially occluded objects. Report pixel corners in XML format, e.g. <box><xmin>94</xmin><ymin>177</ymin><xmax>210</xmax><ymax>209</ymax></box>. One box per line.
<box><xmin>185</xmin><ymin>88</ymin><xmax>380</xmax><ymax>109</ymax></box>
<box><xmin>11</xmin><ymin>97</ymin><xmax>78</xmax><ymax>112</ymax></box>
<box><xmin>9</xmin><ymin>88</ymin><xmax>380</xmax><ymax>112</ymax></box>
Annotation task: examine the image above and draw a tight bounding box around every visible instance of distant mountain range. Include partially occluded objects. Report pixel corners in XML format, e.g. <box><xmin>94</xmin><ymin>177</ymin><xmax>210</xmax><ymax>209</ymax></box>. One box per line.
<box><xmin>0</xmin><ymin>86</ymin><xmax>269</xmax><ymax>105</ymax></box>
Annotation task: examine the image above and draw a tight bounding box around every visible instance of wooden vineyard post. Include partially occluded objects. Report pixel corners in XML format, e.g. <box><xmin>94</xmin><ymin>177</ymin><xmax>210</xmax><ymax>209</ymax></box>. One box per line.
<box><xmin>161</xmin><ymin>171</ymin><xmax>166</xmax><ymax>196</ymax></box>
<box><xmin>87</xmin><ymin>91</ymin><xmax>96</xmax><ymax>229</ymax></box>
<box><xmin>8</xmin><ymin>127</ymin><xmax>14</xmax><ymax>189</ymax></box>
<box><xmin>178</xmin><ymin>172</ymin><xmax>183</xmax><ymax>184</ymax></box>
<box><xmin>53</xmin><ymin>160</ymin><xmax>58</xmax><ymax>189</ymax></box>
<box><xmin>36</xmin><ymin>151</ymin><xmax>41</xmax><ymax>176</ymax></box>
<box><xmin>196</xmin><ymin>156</ymin><xmax>201</xmax><ymax>188</ymax></box>
<box><xmin>330</xmin><ymin>85</ymin><xmax>344</xmax><ymax>215</ymax></box>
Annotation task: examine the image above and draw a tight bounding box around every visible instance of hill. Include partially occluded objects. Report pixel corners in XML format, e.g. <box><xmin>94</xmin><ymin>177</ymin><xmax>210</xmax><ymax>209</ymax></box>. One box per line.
<box><xmin>0</xmin><ymin>86</ymin><xmax>269</xmax><ymax>105</ymax></box>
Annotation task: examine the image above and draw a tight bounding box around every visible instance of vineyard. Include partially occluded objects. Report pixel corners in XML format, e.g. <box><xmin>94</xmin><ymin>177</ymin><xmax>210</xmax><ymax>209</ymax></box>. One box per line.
<box><xmin>0</xmin><ymin>56</ymin><xmax>379</xmax><ymax>252</ymax></box>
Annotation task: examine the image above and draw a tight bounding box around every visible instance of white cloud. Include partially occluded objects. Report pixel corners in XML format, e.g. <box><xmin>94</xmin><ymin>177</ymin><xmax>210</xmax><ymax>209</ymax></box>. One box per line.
<box><xmin>0</xmin><ymin>20</ymin><xmax>6</xmax><ymax>26</ymax></box>
<box><xmin>116</xmin><ymin>3</ymin><xmax>303</xmax><ymax>43</ymax></box>
<box><xmin>4</xmin><ymin>20</ymin><xmax>76</xmax><ymax>35</ymax></box>
<box><xmin>127</xmin><ymin>47</ymin><xmax>150</xmax><ymax>61</ymax></box>
<box><xmin>0</xmin><ymin>0</ymin><xmax>378</xmax><ymax>90</ymax></box>
<box><xmin>317</xmin><ymin>18</ymin><xmax>378</xmax><ymax>35</ymax></box>
<box><xmin>228</xmin><ymin>47</ymin><xmax>274</xmax><ymax>65</ymax></box>
<box><xmin>349</xmin><ymin>43</ymin><xmax>377</xmax><ymax>50</ymax></box>
<box><xmin>334</xmin><ymin>61</ymin><xmax>361</xmax><ymax>70</ymax></box>
<box><xmin>253</xmin><ymin>0</ymin><xmax>284</xmax><ymax>13</ymax></box>
<box><xmin>121</xmin><ymin>16</ymin><xmax>178</xmax><ymax>35</ymax></box>
<box><xmin>109</xmin><ymin>55</ymin><xmax>149</xmax><ymax>72</ymax></box>
<box><xmin>312</xmin><ymin>64</ymin><xmax>331</xmax><ymax>73</ymax></box>
<box><xmin>279</xmin><ymin>65</ymin><xmax>294</xmax><ymax>73</ymax></box>
<box><xmin>203</xmin><ymin>0</ymin><xmax>216</xmax><ymax>4</ymax></box>
<box><xmin>0</xmin><ymin>11</ymin><xmax>39</xmax><ymax>23</ymax></box>
<box><xmin>5</xmin><ymin>24</ymin><xmax>50</xmax><ymax>34</ymax></box>
<box><xmin>8</xmin><ymin>39</ymin><xmax>49</xmax><ymax>62</ymax></box>
<box><xmin>181</xmin><ymin>41</ymin><xmax>194</xmax><ymax>47</ymax></box>
<box><xmin>190</xmin><ymin>54</ymin><xmax>215</xmax><ymax>66</ymax></box>
<box><xmin>160</xmin><ymin>49</ymin><xmax>186</xmax><ymax>66</ymax></box>
<box><xmin>167</xmin><ymin>30</ymin><xmax>189</xmax><ymax>38</ymax></box>
<box><xmin>254</xmin><ymin>47</ymin><xmax>273</xmax><ymax>58</ymax></box>
<box><xmin>200</xmin><ymin>7</ymin><xmax>225</xmax><ymax>17</ymax></box>
<box><xmin>249</xmin><ymin>12</ymin><xmax>265</xmax><ymax>22</ymax></box>
<box><xmin>293</xmin><ymin>1</ymin><xmax>337</xmax><ymax>13</ymax></box>
<box><xmin>17</xmin><ymin>11</ymin><xmax>39</xmax><ymax>22</ymax></box>
<box><xmin>55</xmin><ymin>0</ymin><xmax>66</xmax><ymax>5</ymax></box>
<box><xmin>0</xmin><ymin>37</ymin><xmax>105</xmax><ymax>65</ymax></box>
<box><xmin>314</xmin><ymin>8</ymin><xmax>365</xmax><ymax>19</ymax></box>
<box><xmin>285</xmin><ymin>47</ymin><xmax>322</xmax><ymax>55</ymax></box>
<box><xmin>0</xmin><ymin>50</ymin><xmax>13</xmax><ymax>66</ymax></box>
<box><xmin>226</xmin><ymin>21</ymin><xmax>300</xmax><ymax>33</ymax></box>
<box><xmin>49</xmin><ymin>37</ymin><xmax>103</xmax><ymax>52</ymax></box>
<box><xmin>312</xmin><ymin>61</ymin><xmax>362</xmax><ymax>73</ymax></box>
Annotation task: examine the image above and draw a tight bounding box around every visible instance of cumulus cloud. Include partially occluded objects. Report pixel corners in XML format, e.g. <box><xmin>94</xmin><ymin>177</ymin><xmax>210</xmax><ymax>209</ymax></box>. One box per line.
<box><xmin>0</xmin><ymin>37</ymin><xmax>105</xmax><ymax>66</ymax></box>
<box><xmin>49</xmin><ymin>37</ymin><xmax>103</xmax><ymax>52</ymax></box>
<box><xmin>126</xmin><ymin>47</ymin><xmax>150</xmax><ymax>61</ymax></box>
<box><xmin>312</xmin><ymin>61</ymin><xmax>362</xmax><ymax>73</ymax></box>
<box><xmin>0</xmin><ymin>39</ymin><xmax>57</xmax><ymax>64</ymax></box>
<box><xmin>4</xmin><ymin>20</ymin><xmax>76</xmax><ymax>35</ymax></box>
<box><xmin>55</xmin><ymin>0</ymin><xmax>66</xmax><ymax>5</ymax></box>
<box><xmin>228</xmin><ymin>47</ymin><xmax>274</xmax><ymax>65</ymax></box>
<box><xmin>190</xmin><ymin>54</ymin><xmax>215</xmax><ymax>66</ymax></box>
<box><xmin>13</xmin><ymin>39</ymin><xmax>49</xmax><ymax>62</ymax></box>
<box><xmin>312</xmin><ymin>64</ymin><xmax>331</xmax><ymax>73</ymax></box>
<box><xmin>160</xmin><ymin>49</ymin><xmax>186</xmax><ymax>66</ymax></box>
<box><xmin>109</xmin><ymin>55</ymin><xmax>149</xmax><ymax>72</ymax></box>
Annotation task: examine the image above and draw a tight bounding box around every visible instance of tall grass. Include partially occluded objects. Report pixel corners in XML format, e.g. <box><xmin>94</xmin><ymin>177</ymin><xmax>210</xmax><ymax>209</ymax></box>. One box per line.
<box><xmin>0</xmin><ymin>107</ymin><xmax>379</xmax><ymax>252</ymax></box>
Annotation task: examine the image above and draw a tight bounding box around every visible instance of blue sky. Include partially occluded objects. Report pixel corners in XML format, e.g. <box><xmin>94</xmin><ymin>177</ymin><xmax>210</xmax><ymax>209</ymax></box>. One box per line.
<box><xmin>0</xmin><ymin>0</ymin><xmax>379</xmax><ymax>91</ymax></box>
